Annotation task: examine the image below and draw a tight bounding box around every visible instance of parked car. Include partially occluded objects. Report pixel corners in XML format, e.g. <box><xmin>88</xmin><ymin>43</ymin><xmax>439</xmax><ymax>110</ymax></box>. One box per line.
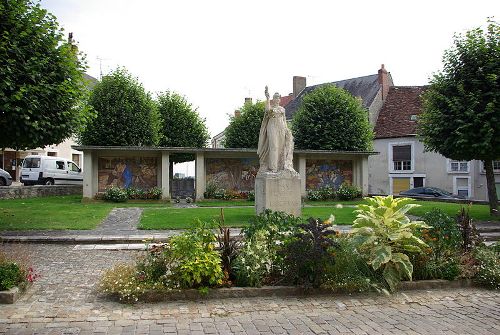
<box><xmin>0</xmin><ymin>168</ymin><xmax>13</xmax><ymax>186</ymax></box>
<box><xmin>400</xmin><ymin>187</ymin><xmax>465</xmax><ymax>200</ymax></box>
<box><xmin>20</xmin><ymin>155</ymin><xmax>83</xmax><ymax>186</ymax></box>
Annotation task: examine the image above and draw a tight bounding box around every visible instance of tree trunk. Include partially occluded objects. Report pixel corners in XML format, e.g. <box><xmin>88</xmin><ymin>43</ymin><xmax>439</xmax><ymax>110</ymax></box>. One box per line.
<box><xmin>483</xmin><ymin>159</ymin><xmax>499</xmax><ymax>215</ymax></box>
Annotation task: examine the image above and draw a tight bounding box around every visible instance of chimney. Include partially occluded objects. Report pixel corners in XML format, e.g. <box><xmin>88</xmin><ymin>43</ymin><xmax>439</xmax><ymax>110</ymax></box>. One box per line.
<box><xmin>293</xmin><ymin>76</ymin><xmax>306</xmax><ymax>98</ymax></box>
<box><xmin>234</xmin><ymin>109</ymin><xmax>241</xmax><ymax>118</ymax></box>
<box><xmin>244</xmin><ymin>97</ymin><xmax>252</xmax><ymax>105</ymax></box>
<box><xmin>378</xmin><ymin>64</ymin><xmax>390</xmax><ymax>100</ymax></box>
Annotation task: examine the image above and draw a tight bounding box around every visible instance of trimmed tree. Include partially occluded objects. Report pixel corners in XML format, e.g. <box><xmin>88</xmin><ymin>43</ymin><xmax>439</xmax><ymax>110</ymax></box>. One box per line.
<box><xmin>156</xmin><ymin>91</ymin><xmax>209</xmax><ymax>163</ymax></box>
<box><xmin>79</xmin><ymin>68</ymin><xmax>159</xmax><ymax>146</ymax></box>
<box><xmin>418</xmin><ymin>20</ymin><xmax>500</xmax><ymax>214</ymax></box>
<box><xmin>223</xmin><ymin>101</ymin><xmax>265</xmax><ymax>148</ymax></box>
<box><xmin>0</xmin><ymin>0</ymin><xmax>88</xmax><ymax>150</ymax></box>
<box><xmin>292</xmin><ymin>85</ymin><xmax>373</xmax><ymax>151</ymax></box>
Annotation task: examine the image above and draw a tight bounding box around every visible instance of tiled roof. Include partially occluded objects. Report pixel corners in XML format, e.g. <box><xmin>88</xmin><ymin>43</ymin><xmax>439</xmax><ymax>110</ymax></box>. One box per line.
<box><xmin>374</xmin><ymin>86</ymin><xmax>427</xmax><ymax>139</ymax></box>
<box><xmin>285</xmin><ymin>74</ymin><xmax>382</xmax><ymax>120</ymax></box>
<box><xmin>279</xmin><ymin>95</ymin><xmax>293</xmax><ymax>108</ymax></box>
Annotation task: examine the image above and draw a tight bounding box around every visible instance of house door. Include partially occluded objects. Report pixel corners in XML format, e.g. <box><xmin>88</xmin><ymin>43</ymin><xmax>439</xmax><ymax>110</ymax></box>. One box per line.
<box><xmin>392</xmin><ymin>177</ymin><xmax>410</xmax><ymax>194</ymax></box>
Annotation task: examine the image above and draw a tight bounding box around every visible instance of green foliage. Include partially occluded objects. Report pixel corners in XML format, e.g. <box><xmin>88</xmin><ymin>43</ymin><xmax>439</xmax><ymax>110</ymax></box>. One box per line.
<box><xmin>102</xmin><ymin>186</ymin><xmax>128</xmax><ymax>203</ymax></box>
<box><xmin>232</xmin><ymin>230</ymin><xmax>273</xmax><ymax>287</ymax></box>
<box><xmin>168</xmin><ymin>221</ymin><xmax>224</xmax><ymax>288</ymax></box>
<box><xmin>336</xmin><ymin>183</ymin><xmax>362</xmax><ymax>201</ymax></box>
<box><xmin>0</xmin><ymin>0</ymin><xmax>89</xmax><ymax>150</ymax></box>
<box><xmin>243</xmin><ymin>210</ymin><xmax>302</xmax><ymax>244</ymax></box>
<box><xmin>473</xmin><ymin>247</ymin><xmax>500</xmax><ymax>289</ymax></box>
<box><xmin>98</xmin><ymin>264</ymin><xmax>152</xmax><ymax>303</ymax></box>
<box><xmin>351</xmin><ymin>196</ymin><xmax>430</xmax><ymax>291</ymax></box>
<box><xmin>223</xmin><ymin>101</ymin><xmax>266</xmax><ymax>148</ymax></box>
<box><xmin>156</xmin><ymin>91</ymin><xmax>209</xmax><ymax>163</ymax></box>
<box><xmin>418</xmin><ymin>19</ymin><xmax>500</xmax><ymax>211</ymax></box>
<box><xmin>307</xmin><ymin>186</ymin><xmax>336</xmax><ymax>201</ymax></box>
<box><xmin>412</xmin><ymin>256</ymin><xmax>461</xmax><ymax>281</ymax></box>
<box><xmin>217</xmin><ymin>224</ymin><xmax>240</xmax><ymax>283</ymax></box>
<box><xmin>79</xmin><ymin>68</ymin><xmax>159</xmax><ymax>146</ymax></box>
<box><xmin>280</xmin><ymin>218</ymin><xmax>339</xmax><ymax>288</ymax></box>
<box><xmin>323</xmin><ymin>236</ymin><xmax>384</xmax><ymax>292</ymax></box>
<box><xmin>0</xmin><ymin>262</ymin><xmax>23</xmax><ymax>291</ymax></box>
<box><xmin>418</xmin><ymin>19</ymin><xmax>500</xmax><ymax>162</ymax></box>
<box><xmin>420</xmin><ymin>208</ymin><xmax>462</xmax><ymax>257</ymax></box>
<box><xmin>292</xmin><ymin>85</ymin><xmax>373</xmax><ymax>151</ymax></box>
<box><xmin>125</xmin><ymin>187</ymin><xmax>162</xmax><ymax>200</ymax></box>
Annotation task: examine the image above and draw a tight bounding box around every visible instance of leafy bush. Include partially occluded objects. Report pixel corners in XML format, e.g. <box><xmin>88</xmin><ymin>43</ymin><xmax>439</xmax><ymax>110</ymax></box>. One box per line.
<box><xmin>204</xmin><ymin>180</ymin><xmax>219</xmax><ymax>199</ymax></box>
<box><xmin>217</xmin><ymin>224</ymin><xmax>240</xmax><ymax>284</ymax></box>
<box><xmin>126</xmin><ymin>187</ymin><xmax>162</xmax><ymax>200</ymax></box>
<box><xmin>280</xmin><ymin>218</ymin><xmax>339</xmax><ymax>288</ymax></box>
<box><xmin>307</xmin><ymin>186</ymin><xmax>336</xmax><ymax>201</ymax></box>
<box><xmin>0</xmin><ymin>262</ymin><xmax>24</xmax><ymax>291</ymax></box>
<box><xmin>232</xmin><ymin>230</ymin><xmax>273</xmax><ymax>287</ymax></box>
<box><xmin>323</xmin><ymin>236</ymin><xmax>384</xmax><ymax>292</ymax></box>
<box><xmin>247</xmin><ymin>191</ymin><xmax>255</xmax><ymax>201</ymax></box>
<box><xmin>351</xmin><ymin>196</ymin><xmax>430</xmax><ymax>291</ymax></box>
<box><xmin>412</xmin><ymin>256</ymin><xmax>461</xmax><ymax>281</ymax></box>
<box><xmin>420</xmin><ymin>209</ymin><xmax>462</xmax><ymax>257</ymax></box>
<box><xmin>336</xmin><ymin>183</ymin><xmax>362</xmax><ymax>201</ymax></box>
<box><xmin>168</xmin><ymin>221</ymin><xmax>224</xmax><ymax>289</ymax></box>
<box><xmin>456</xmin><ymin>206</ymin><xmax>482</xmax><ymax>252</ymax></box>
<box><xmin>473</xmin><ymin>247</ymin><xmax>500</xmax><ymax>289</ymax></box>
<box><xmin>103</xmin><ymin>186</ymin><xmax>128</xmax><ymax>202</ymax></box>
<box><xmin>243</xmin><ymin>210</ymin><xmax>301</xmax><ymax>243</ymax></box>
<box><xmin>99</xmin><ymin>264</ymin><xmax>152</xmax><ymax>303</ymax></box>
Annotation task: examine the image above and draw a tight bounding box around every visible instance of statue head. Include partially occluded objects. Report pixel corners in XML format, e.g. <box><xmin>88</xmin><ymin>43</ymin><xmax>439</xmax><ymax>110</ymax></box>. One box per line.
<box><xmin>271</xmin><ymin>92</ymin><xmax>281</xmax><ymax>107</ymax></box>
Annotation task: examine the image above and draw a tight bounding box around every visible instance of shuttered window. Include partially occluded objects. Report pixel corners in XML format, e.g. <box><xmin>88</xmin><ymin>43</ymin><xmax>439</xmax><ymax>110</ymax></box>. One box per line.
<box><xmin>392</xmin><ymin>145</ymin><xmax>411</xmax><ymax>171</ymax></box>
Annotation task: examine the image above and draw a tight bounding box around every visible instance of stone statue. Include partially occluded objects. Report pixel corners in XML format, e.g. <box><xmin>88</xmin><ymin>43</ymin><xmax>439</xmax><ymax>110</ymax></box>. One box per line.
<box><xmin>257</xmin><ymin>86</ymin><xmax>296</xmax><ymax>174</ymax></box>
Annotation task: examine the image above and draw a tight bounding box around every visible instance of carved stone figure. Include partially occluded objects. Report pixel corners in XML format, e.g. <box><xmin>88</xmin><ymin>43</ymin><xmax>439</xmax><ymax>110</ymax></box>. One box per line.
<box><xmin>257</xmin><ymin>86</ymin><xmax>296</xmax><ymax>174</ymax></box>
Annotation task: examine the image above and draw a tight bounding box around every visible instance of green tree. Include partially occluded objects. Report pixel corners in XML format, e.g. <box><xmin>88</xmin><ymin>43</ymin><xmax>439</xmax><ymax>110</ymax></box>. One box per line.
<box><xmin>79</xmin><ymin>68</ymin><xmax>159</xmax><ymax>146</ymax></box>
<box><xmin>0</xmin><ymin>0</ymin><xmax>88</xmax><ymax>150</ymax></box>
<box><xmin>156</xmin><ymin>91</ymin><xmax>209</xmax><ymax>163</ymax></box>
<box><xmin>292</xmin><ymin>85</ymin><xmax>373</xmax><ymax>151</ymax></box>
<box><xmin>223</xmin><ymin>101</ymin><xmax>265</xmax><ymax>148</ymax></box>
<box><xmin>418</xmin><ymin>20</ymin><xmax>500</xmax><ymax>214</ymax></box>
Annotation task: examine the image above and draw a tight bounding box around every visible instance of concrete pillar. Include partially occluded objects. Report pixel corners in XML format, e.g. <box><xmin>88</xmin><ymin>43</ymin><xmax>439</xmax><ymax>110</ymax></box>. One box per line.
<box><xmin>82</xmin><ymin>150</ymin><xmax>93</xmax><ymax>199</ymax></box>
<box><xmin>298</xmin><ymin>155</ymin><xmax>307</xmax><ymax>196</ymax></box>
<box><xmin>361</xmin><ymin>156</ymin><xmax>369</xmax><ymax>196</ymax></box>
<box><xmin>161</xmin><ymin>152</ymin><xmax>170</xmax><ymax>200</ymax></box>
<box><xmin>195</xmin><ymin>152</ymin><xmax>205</xmax><ymax>200</ymax></box>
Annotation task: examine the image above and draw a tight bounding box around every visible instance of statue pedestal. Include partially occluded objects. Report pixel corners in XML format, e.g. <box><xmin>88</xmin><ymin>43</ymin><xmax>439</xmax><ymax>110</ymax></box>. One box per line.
<box><xmin>255</xmin><ymin>171</ymin><xmax>302</xmax><ymax>217</ymax></box>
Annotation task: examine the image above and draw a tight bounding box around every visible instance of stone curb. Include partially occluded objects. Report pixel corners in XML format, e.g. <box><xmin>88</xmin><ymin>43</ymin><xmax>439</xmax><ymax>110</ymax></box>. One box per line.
<box><xmin>135</xmin><ymin>279</ymin><xmax>475</xmax><ymax>302</ymax></box>
<box><xmin>0</xmin><ymin>235</ymin><xmax>174</xmax><ymax>244</ymax></box>
<box><xmin>0</xmin><ymin>287</ymin><xmax>21</xmax><ymax>304</ymax></box>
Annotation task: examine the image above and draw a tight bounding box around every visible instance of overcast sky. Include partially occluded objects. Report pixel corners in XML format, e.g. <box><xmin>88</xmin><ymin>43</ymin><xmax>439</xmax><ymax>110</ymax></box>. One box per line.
<box><xmin>41</xmin><ymin>0</ymin><xmax>498</xmax><ymax>139</ymax></box>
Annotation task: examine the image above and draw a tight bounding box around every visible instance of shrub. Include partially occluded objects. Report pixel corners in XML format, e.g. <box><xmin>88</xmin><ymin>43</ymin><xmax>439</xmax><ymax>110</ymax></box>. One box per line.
<box><xmin>412</xmin><ymin>256</ymin><xmax>461</xmax><ymax>281</ymax></box>
<box><xmin>0</xmin><ymin>262</ymin><xmax>24</xmax><ymax>291</ymax></box>
<box><xmin>420</xmin><ymin>209</ymin><xmax>462</xmax><ymax>257</ymax></box>
<box><xmin>280</xmin><ymin>217</ymin><xmax>339</xmax><ymax>288</ymax></box>
<box><xmin>336</xmin><ymin>183</ymin><xmax>362</xmax><ymax>200</ymax></box>
<box><xmin>307</xmin><ymin>186</ymin><xmax>336</xmax><ymax>201</ymax></box>
<box><xmin>243</xmin><ymin>210</ymin><xmax>301</xmax><ymax>243</ymax></box>
<box><xmin>351</xmin><ymin>196</ymin><xmax>430</xmax><ymax>291</ymax></box>
<box><xmin>168</xmin><ymin>221</ymin><xmax>224</xmax><ymax>289</ymax></box>
<box><xmin>99</xmin><ymin>264</ymin><xmax>150</xmax><ymax>303</ymax></box>
<box><xmin>323</xmin><ymin>236</ymin><xmax>384</xmax><ymax>293</ymax></box>
<box><xmin>103</xmin><ymin>186</ymin><xmax>128</xmax><ymax>202</ymax></box>
<box><xmin>247</xmin><ymin>191</ymin><xmax>255</xmax><ymax>201</ymax></box>
<box><xmin>232</xmin><ymin>230</ymin><xmax>273</xmax><ymax>287</ymax></box>
<box><xmin>456</xmin><ymin>206</ymin><xmax>482</xmax><ymax>252</ymax></box>
<box><xmin>306</xmin><ymin>189</ymin><xmax>323</xmax><ymax>201</ymax></box>
<box><xmin>217</xmin><ymin>224</ymin><xmax>240</xmax><ymax>284</ymax></box>
<box><xmin>473</xmin><ymin>247</ymin><xmax>500</xmax><ymax>289</ymax></box>
<box><xmin>204</xmin><ymin>180</ymin><xmax>219</xmax><ymax>199</ymax></box>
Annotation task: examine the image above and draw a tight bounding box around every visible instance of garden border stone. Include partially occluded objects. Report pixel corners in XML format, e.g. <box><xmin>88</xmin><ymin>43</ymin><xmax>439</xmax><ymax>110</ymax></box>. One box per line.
<box><xmin>136</xmin><ymin>279</ymin><xmax>475</xmax><ymax>302</ymax></box>
<box><xmin>0</xmin><ymin>287</ymin><xmax>21</xmax><ymax>304</ymax></box>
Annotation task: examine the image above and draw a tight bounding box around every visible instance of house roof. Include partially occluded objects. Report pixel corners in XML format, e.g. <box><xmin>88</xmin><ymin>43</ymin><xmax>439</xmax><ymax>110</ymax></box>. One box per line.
<box><xmin>279</xmin><ymin>95</ymin><xmax>293</xmax><ymax>108</ymax></box>
<box><xmin>284</xmin><ymin>73</ymin><xmax>383</xmax><ymax>120</ymax></box>
<box><xmin>374</xmin><ymin>86</ymin><xmax>427</xmax><ymax>139</ymax></box>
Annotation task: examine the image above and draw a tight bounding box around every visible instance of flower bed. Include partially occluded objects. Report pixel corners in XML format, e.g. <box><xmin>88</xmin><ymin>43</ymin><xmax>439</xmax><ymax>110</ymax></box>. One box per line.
<box><xmin>98</xmin><ymin>196</ymin><xmax>500</xmax><ymax>303</ymax></box>
<box><xmin>0</xmin><ymin>252</ymin><xmax>39</xmax><ymax>304</ymax></box>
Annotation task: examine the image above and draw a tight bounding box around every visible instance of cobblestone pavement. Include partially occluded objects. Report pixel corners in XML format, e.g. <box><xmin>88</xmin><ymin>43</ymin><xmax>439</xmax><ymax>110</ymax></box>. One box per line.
<box><xmin>1</xmin><ymin>244</ymin><xmax>499</xmax><ymax>335</ymax></box>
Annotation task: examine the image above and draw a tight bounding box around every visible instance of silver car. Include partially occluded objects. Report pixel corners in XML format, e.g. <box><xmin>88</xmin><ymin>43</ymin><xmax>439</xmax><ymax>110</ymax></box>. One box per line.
<box><xmin>0</xmin><ymin>168</ymin><xmax>13</xmax><ymax>186</ymax></box>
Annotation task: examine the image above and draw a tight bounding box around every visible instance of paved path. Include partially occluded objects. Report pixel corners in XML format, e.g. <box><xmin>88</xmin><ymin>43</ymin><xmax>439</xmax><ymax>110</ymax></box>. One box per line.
<box><xmin>0</xmin><ymin>244</ymin><xmax>499</xmax><ymax>335</ymax></box>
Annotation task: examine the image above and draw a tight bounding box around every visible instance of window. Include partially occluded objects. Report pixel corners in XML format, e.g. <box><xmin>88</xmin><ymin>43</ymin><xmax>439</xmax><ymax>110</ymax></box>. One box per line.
<box><xmin>392</xmin><ymin>145</ymin><xmax>412</xmax><ymax>171</ymax></box>
<box><xmin>47</xmin><ymin>152</ymin><xmax>57</xmax><ymax>157</ymax></box>
<box><xmin>22</xmin><ymin>157</ymin><xmax>40</xmax><ymax>168</ymax></box>
<box><xmin>453</xmin><ymin>176</ymin><xmax>471</xmax><ymax>198</ymax></box>
<box><xmin>69</xmin><ymin>162</ymin><xmax>80</xmax><ymax>172</ymax></box>
<box><xmin>494</xmin><ymin>161</ymin><xmax>500</xmax><ymax>172</ymax></box>
<box><xmin>449</xmin><ymin>160</ymin><xmax>469</xmax><ymax>173</ymax></box>
<box><xmin>56</xmin><ymin>161</ymin><xmax>65</xmax><ymax>170</ymax></box>
<box><xmin>72</xmin><ymin>154</ymin><xmax>81</xmax><ymax>167</ymax></box>
<box><xmin>413</xmin><ymin>177</ymin><xmax>424</xmax><ymax>188</ymax></box>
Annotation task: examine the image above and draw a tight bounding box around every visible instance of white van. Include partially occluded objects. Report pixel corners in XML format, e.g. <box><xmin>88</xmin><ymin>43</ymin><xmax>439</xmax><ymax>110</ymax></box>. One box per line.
<box><xmin>20</xmin><ymin>155</ymin><xmax>83</xmax><ymax>186</ymax></box>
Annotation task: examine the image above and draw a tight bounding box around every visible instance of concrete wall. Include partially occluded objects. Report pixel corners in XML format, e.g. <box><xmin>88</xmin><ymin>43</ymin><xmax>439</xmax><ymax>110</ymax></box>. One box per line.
<box><xmin>368</xmin><ymin>136</ymin><xmax>500</xmax><ymax>200</ymax></box>
<box><xmin>0</xmin><ymin>185</ymin><xmax>82</xmax><ymax>200</ymax></box>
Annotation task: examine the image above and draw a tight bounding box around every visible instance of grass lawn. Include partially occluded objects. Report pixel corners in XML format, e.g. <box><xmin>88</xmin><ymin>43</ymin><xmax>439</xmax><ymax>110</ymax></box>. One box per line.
<box><xmin>139</xmin><ymin>206</ymin><xmax>357</xmax><ymax>230</ymax></box>
<box><xmin>0</xmin><ymin>195</ymin><xmax>170</xmax><ymax>230</ymax></box>
<box><xmin>304</xmin><ymin>199</ymin><xmax>366</xmax><ymax>206</ymax></box>
<box><xmin>410</xmin><ymin>200</ymin><xmax>498</xmax><ymax>222</ymax></box>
